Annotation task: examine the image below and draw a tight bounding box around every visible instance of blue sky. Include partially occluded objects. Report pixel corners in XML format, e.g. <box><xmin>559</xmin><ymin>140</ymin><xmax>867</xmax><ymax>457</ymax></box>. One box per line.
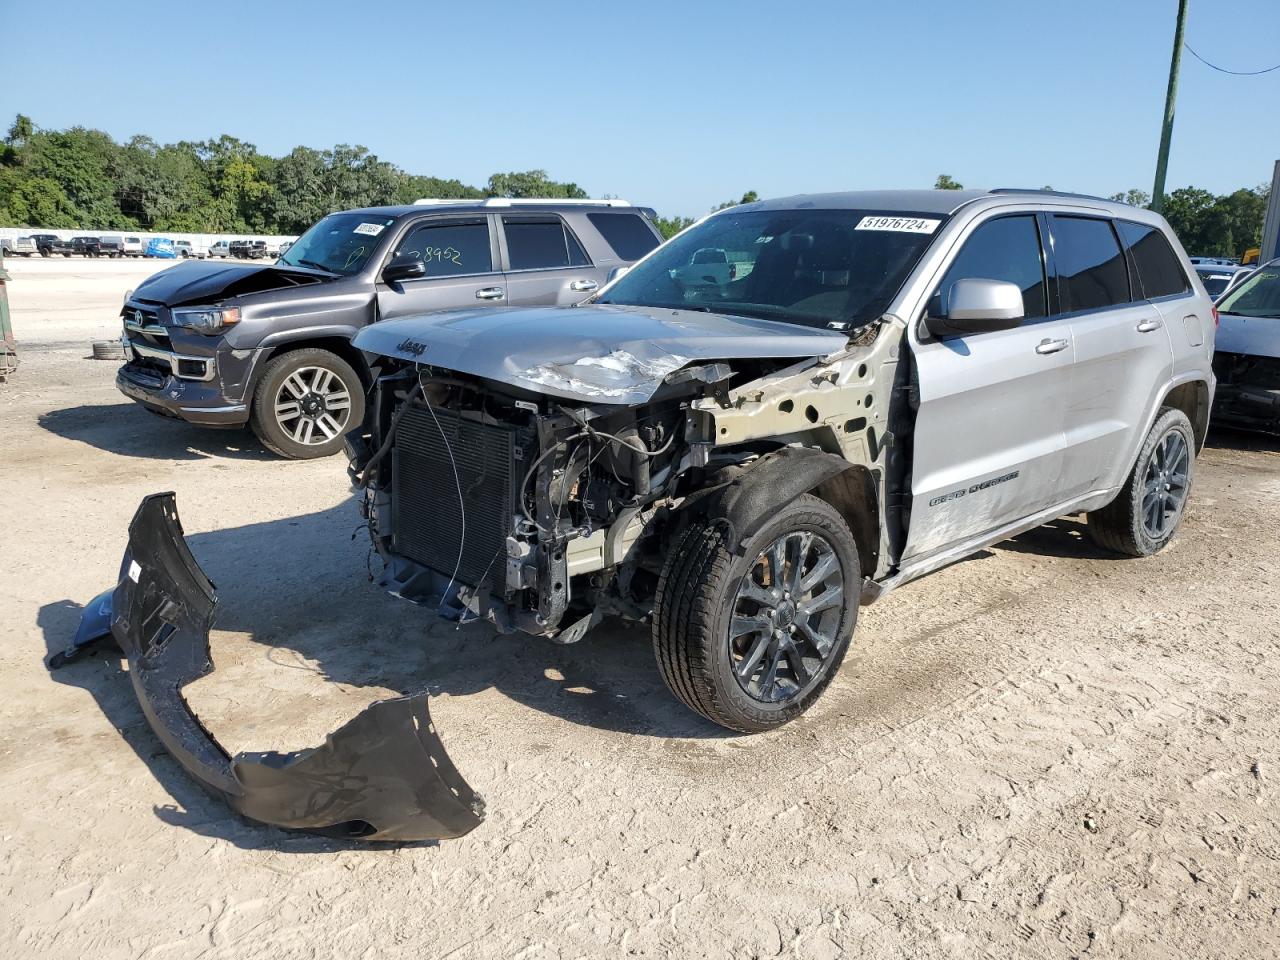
<box><xmin>4</xmin><ymin>1</ymin><xmax>1279</xmax><ymax>217</ymax></box>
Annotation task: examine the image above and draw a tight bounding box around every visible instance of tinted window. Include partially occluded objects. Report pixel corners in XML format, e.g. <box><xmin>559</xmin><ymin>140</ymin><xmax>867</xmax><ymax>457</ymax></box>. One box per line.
<box><xmin>1053</xmin><ymin>217</ymin><xmax>1130</xmax><ymax>312</ymax></box>
<box><xmin>503</xmin><ymin>217</ymin><xmax>590</xmax><ymax>270</ymax></box>
<box><xmin>1117</xmin><ymin>220</ymin><xmax>1190</xmax><ymax>299</ymax></box>
<box><xmin>394</xmin><ymin>219</ymin><xmax>492</xmax><ymax>277</ymax></box>
<box><xmin>936</xmin><ymin>215</ymin><xmax>1047</xmax><ymax>319</ymax></box>
<box><xmin>599</xmin><ymin>209</ymin><xmax>943</xmax><ymax>330</ymax></box>
<box><xmin>1195</xmin><ymin>270</ymin><xmax>1233</xmax><ymax>298</ymax></box>
<box><xmin>586</xmin><ymin>212</ymin><xmax>661</xmax><ymax>261</ymax></box>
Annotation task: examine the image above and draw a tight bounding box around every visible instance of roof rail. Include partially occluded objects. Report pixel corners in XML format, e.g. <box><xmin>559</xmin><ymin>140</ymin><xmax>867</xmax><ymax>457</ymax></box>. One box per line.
<box><xmin>412</xmin><ymin>197</ymin><xmax>632</xmax><ymax>207</ymax></box>
<box><xmin>988</xmin><ymin>187</ymin><xmax>1113</xmax><ymax>204</ymax></box>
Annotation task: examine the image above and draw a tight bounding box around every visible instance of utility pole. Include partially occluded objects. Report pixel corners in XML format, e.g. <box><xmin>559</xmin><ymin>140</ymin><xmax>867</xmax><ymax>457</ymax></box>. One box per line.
<box><xmin>1151</xmin><ymin>0</ymin><xmax>1190</xmax><ymax>213</ymax></box>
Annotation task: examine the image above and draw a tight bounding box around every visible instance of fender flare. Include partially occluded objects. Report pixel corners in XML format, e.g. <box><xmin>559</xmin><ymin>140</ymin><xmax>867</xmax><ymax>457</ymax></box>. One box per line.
<box><xmin>677</xmin><ymin>446</ymin><xmax>881</xmax><ymax>575</ymax></box>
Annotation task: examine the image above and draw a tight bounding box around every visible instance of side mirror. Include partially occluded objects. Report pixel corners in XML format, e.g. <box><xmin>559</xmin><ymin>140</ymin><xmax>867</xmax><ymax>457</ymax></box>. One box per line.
<box><xmin>925</xmin><ymin>278</ymin><xmax>1025</xmax><ymax>337</ymax></box>
<box><xmin>382</xmin><ymin>254</ymin><xmax>427</xmax><ymax>285</ymax></box>
<box><xmin>606</xmin><ymin>265</ymin><xmax>630</xmax><ymax>284</ymax></box>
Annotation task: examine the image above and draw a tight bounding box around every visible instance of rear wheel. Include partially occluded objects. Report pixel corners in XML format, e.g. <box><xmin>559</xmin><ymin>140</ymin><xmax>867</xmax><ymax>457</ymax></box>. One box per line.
<box><xmin>250</xmin><ymin>348</ymin><xmax>364</xmax><ymax>459</ymax></box>
<box><xmin>1088</xmin><ymin>407</ymin><xmax>1195</xmax><ymax>557</ymax></box>
<box><xmin>652</xmin><ymin>494</ymin><xmax>859</xmax><ymax>732</ymax></box>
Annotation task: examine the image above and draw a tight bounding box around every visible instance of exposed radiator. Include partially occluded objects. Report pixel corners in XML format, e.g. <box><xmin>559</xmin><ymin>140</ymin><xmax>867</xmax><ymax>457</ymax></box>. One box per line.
<box><xmin>392</xmin><ymin>403</ymin><xmax>518</xmax><ymax>589</ymax></box>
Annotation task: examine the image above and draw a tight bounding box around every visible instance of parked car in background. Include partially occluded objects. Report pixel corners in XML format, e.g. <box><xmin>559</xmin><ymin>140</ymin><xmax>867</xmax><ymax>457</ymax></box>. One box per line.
<box><xmin>229</xmin><ymin>239</ymin><xmax>270</xmax><ymax>259</ymax></box>
<box><xmin>1212</xmin><ymin>259</ymin><xmax>1280</xmax><ymax>433</ymax></box>
<box><xmin>671</xmin><ymin>246</ymin><xmax>736</xmax><ymax>287</ymax></box>
<box><xmin>72</xmin><ymin>235</ymin><xmax>125</xmax><ymax>257</ymax></box>
<box><xmin>1189</xmin><ymin>256</ymin><xmax>1236</xmax><ymax>266</ymax></box>
<box><xmin>70</xmin><ymin>236</ymin><xmax>103</xmax><ymax>257</ymax></box>
<box><xmin>1195</xmin><ymin>263</ymin><xmax>1253</xmax><ymax>298</ymax></box>
<box><xmin>174</xmin><ymin>240</ymin><xmax>205</xmax><ymax>259</ymax></box>
<box><xmin>277</xmin><ymin>239</ymin><xmax>293</xmax><ymax>257</ymax></box>
<box><xmin>145</xmin><ymin>238</ymin><xmax>177</xmax><ymax>259</ymax></box>
<box><xmin>121</xmin><ymin>236</ymin><xmax>144</xmax><ymax>257</ymax></box>
<box><xmin>31</xmin><ymin>234</ymin><xmax>73</xmax><ymax>257</ymax></box>
<box><xmin>208</xmin><ymin>240</ymin><xmax>230</xmax><ymax>258</ymax></box>
<box><xmin>0</xmin><ymin>236</ymin><xmax>37</xmax><ymax>257</ymax></box>
<box><xmin>115</xmin><ymin>199</ymin><xmax>662</xmax><ymax>458</ymax></box>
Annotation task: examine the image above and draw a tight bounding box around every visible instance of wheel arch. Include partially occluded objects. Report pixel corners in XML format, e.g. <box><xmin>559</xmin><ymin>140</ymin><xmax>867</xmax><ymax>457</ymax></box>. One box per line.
<box><xmin>677</xmin><ymin>446</ymin><xmax>880</xmax><ymax>579</ymax></box>
<box><xmin>253</xmin><ymin>333</ymin><xmax>372</xmax><ymax>393</ymax></box>
<box><xmin>1160</xmin><ymin>378</ymin><xmax>1211</xmax><ymax>452</ymax></box>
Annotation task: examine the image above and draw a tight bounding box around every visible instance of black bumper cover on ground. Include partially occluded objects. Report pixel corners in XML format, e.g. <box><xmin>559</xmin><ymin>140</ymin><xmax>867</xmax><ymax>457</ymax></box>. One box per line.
<box><xmin>105</xmin><ymin>492</ymin><xmax>485</xmax><ymax>841</ymax></box>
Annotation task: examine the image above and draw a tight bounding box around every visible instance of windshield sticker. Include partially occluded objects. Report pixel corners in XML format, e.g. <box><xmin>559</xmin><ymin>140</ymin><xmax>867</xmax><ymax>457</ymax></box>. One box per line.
<box><xmin>855</xmin><ymin>216</ymin><xmax>941</xmax><ymax>234</ymax></box>
<box><xmin>353</xmin><ymin>222</ymin><xmax>386</xmax><ymax>236</ymax></box>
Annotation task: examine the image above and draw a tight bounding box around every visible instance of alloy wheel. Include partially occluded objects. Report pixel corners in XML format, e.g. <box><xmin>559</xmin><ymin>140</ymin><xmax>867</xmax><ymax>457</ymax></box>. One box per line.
<box><xmin>273</xmin><ymin>365</ymin><xmax>353</xmax><ymax>446</ymax></box>
<box><xmin>1141</xmin><ymin>428</ymin><xmax>1190</xmax><ymax>539</ymax></box>
<box><xmin>728</xmin><ymin>530</ymin><xmax>845</xmax><ymax>704</ymax></box>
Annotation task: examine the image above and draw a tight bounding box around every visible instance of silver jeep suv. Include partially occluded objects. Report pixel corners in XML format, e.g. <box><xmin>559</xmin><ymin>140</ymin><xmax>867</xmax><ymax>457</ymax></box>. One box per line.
<box><xmin>350</xmin><ymin>188</ymin><xmax>1215</xmax><ymax>733</ymax></box>
<box><xmin>83</xmin><ymin>189</ymin><xmax>1216</xmax><ymax>841</ymax></box>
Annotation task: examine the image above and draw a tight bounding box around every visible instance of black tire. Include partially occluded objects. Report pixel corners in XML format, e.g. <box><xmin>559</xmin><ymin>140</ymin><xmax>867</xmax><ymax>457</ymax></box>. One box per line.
<box><xmin>249</xmin><ymin>348</ymin><xmax>364</xmax><ymax>460</ymax></box>
<box><xmin>40</xmin><ymin>249</ymin><xmax>49</xmax><ymax>257</ymax></box>
<box><xmin>652</xmin><ymin>493</ymin><xmax>860</xmax><ymax>732</ymax></box>
<box><xmin>1088</xmin><ymin>406</ymin><xmax>1195</xmax><ymax>557</ymax></box>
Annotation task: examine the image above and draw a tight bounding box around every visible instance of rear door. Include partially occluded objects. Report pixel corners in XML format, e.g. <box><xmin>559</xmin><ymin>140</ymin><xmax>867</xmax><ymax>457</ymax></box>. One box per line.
<box><xmin>1050</xmin><ymin>215</ymin><xmax>1174</xmax><ymax>499</ymax></box>
<box><xmin>375</xmin><ymin>216</ymin><xmax>507</xmax><ymax>321</ymax></box>
<box><xmin>905</xmin><ymin>213</ymin><xmax>1073</xmax><ymax>560</ymax></box>
<box><xmin>498</xmin><ymin>214</ymin><xmax>605</xmax><ymax>305</ymax></box>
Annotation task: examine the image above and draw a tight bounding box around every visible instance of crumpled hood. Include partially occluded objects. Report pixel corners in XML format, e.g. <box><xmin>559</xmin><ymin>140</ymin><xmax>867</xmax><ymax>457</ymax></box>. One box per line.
<box><xmin>131</xmin><ymin>260</ymin><xmax>327</xmax><ymax>307</ymax></box>
<box><xmin>1216</xmin><ymin>311</ymin><xmax>1280</xmax><ymax>360</ymax></box>
<box><xmin>354</xmin><ymin>304</ymin><xmax>849</xmax><ymax>405</ymax></box>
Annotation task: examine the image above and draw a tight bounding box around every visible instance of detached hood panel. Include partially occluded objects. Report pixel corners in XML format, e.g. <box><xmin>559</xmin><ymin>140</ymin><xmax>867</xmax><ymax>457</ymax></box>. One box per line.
<box><xmin>354</xmin><ymin>305</ymin><xmax>849</xmax><ymax>405</ymax></box>
<box><xmin>132</xmin><ymin>261</ymin><xmax>327</xmax><ymax>307</ymax></box>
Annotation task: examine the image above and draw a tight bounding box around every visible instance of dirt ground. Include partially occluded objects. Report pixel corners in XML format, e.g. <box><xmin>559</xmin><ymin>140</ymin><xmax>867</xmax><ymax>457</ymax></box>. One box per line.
<box><xmin>1</xmin><ymin>255</ymin><xmax>1277</xmax><ymax>959</ymax></box>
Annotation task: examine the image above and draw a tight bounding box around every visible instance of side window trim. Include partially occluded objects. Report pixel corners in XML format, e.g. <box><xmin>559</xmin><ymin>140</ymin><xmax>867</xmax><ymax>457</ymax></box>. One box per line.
<box><xmin>381</xmin><ymin>215</ymin><xmax>499</xmax><ymax>282</ymax></box>
<box><xmin>499</xmin><ymin>213</ymin><xmax>594</xmax><ymax>273</ymax></box>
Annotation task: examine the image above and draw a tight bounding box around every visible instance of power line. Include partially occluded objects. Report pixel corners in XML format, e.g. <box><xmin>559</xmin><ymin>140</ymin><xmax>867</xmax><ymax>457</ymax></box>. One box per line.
<box><xmin>1185</xmin><ymin>42</ymin><xmax>1280</xmax><ymax>76</ymax></box>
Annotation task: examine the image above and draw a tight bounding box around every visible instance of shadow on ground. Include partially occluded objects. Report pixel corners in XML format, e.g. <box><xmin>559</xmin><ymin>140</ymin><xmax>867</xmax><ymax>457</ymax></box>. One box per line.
<box><xmin>38</xmin><ymin>402</ymin><xmax>272</xmax><ymax>461</ymax></box>
<box><xmin>1205</xmin><ymin>425</ymin><xmax>1280</xmax><ymax>455</ymax></box>
<box><xmin>36</xmin><ymin>499</ymin><xmax>730</xmax><ymax>846</ymax></box>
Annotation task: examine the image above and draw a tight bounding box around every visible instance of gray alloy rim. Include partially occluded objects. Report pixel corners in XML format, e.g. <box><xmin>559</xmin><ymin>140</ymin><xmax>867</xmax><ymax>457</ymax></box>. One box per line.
<box><xmin>273</xmin><ymin>365</ymin><xmax>353</xmax><ymax>446</ymax></box>
<box><xmin>728</xmin><ymin>530</ymin><xmax>845</xmax><ymax>704</ymax></box>
<box><xmin>1141</xmin><ymin>428</ymin><xmax>1190</xmax><ymax>539</ymax></box>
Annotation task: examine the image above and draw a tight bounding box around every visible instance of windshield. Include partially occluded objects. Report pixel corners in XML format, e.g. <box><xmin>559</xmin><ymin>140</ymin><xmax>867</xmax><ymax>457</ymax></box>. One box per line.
<box><xmin>1218</xmin><ymin>265</ymin><xmax>1280</xmax><ymax>317</ymax></box>
<box><xmin>598</xmin><ymin>208</ymin><xmax>945</xmax><ymax>330</ymax></box>
<box><xmin>277</xmin><ymin>212</ymin><xmax>396</xmax><ymax>275</ymax></box>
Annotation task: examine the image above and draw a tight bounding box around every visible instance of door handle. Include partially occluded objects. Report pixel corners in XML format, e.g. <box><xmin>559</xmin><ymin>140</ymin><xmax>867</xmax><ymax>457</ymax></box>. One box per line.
<box><xmin>569</xmin><ymin>279</ymin><xmax>598</xmax><ymax>292</ymax></box>
<box><xmin>475</xmin><ymin>287</ymin><xmax>505</xmax><ymax>301</ymax></box>
<box><xmin>1136</xmin><ymin>318</ymin><xmax>1163</xmax><ymax>333</ymax></box>
<box><xmin>1035</xmin><ymin>337</ymin><xmax>1069</xmax><ymax>355</ymax></box>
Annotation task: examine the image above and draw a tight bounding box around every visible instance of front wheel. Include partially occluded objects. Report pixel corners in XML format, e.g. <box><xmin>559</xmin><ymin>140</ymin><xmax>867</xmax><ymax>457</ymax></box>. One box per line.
<box><xmin>250</xmin><ymin>348</ymin><xmax>365</xmax><ymax>459</ymax></box>
<box><xmin>652</xmin><ymin>494</ymin><xmax>860</xmax><ymax>732</ymax></box>
<box><xmin>1088</xmin><ymin>406</ymin><xmax>1195</xmax><ymax>556</ymax></box>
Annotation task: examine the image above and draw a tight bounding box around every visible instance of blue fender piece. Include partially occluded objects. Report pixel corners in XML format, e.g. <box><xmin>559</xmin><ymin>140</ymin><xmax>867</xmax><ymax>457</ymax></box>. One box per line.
<box><xmin>48</xmin><ymin>588</ymin><xmax>118</xmax><ymax>668</ymax></box>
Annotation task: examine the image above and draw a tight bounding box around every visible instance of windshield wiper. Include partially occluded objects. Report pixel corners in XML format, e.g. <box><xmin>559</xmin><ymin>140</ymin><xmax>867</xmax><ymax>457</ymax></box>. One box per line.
<box><xmin>288</xmin><ymin>259</ymin><xmax>340</xmax><ymax>275</ymax></box>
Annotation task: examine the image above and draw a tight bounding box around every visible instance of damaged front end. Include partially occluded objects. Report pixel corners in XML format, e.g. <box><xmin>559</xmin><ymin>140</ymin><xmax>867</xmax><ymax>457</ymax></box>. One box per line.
<box><xmin>1213</xmin><ymin>351</ymin><xmax>1280</xmax><ymax>433</ymax></box>
<box><xmin>347</xmin><ymin>306</ymin><xmax>901</xmax><ymax>643</ymax></box>
<box><xmin>60</xmin><ymin>493</ymin><xmax>484</xmax><ymax>842</ymax></box>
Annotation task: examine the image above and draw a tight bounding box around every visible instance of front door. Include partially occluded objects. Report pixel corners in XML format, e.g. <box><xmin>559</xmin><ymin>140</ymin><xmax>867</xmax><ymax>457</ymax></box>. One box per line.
<box><xmin>498</xmin><ymin>214</ymin><xmax>605</xmax><ymax>306</ymax></box>
<box><xmin>376</xmin><ymin>216</ymin><xmax>507</xmax><ymax>320</ymax></box>
<box><xmin>905</xmin><ymin>213</ymin><xmax>1073</xmax><ymax>560</ymax></box>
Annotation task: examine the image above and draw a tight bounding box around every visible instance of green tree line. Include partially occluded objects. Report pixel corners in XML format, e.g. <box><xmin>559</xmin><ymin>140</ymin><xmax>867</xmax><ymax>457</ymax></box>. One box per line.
<box><xmin>0</xmin><ymin>114</ymin><xmax>591</xmax><ymax>235</ymax></box>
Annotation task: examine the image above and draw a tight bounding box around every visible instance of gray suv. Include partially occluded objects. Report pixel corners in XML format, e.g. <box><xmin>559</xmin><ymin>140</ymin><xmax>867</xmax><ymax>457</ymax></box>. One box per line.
<box><xmin>82</xmin><ymin>189</ymin><xmax>1216</xmax><ymax>842</ymax></box>
<box><xmin>115</xmin><ymin>200</ymin><xmax>662</xmax><ymax>458</ymax></box>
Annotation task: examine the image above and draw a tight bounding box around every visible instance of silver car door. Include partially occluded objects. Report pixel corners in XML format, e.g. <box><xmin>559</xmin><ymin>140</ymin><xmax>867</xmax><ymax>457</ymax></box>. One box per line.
<box><xmin>375</xmin><ymin>216</ymin><xmax>506</xmax><ymax>320</ymax></box>
<box><xmin>904</xmin><ymin>213</ymin><xmax>1072</xmax><ymax>561</ymax></box>
<box><xmin>1051</xmin><ymin>216</ymin><xmax>1174</xmax><ymax>500</ymax></box>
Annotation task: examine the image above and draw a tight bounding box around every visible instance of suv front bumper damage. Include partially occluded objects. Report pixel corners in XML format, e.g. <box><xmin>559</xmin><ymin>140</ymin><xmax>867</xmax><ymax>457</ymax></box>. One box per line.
<box><xmin>62</xmin><ymin>493</ymin><xmax>484</xmax><ymax>842</ymax></box>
